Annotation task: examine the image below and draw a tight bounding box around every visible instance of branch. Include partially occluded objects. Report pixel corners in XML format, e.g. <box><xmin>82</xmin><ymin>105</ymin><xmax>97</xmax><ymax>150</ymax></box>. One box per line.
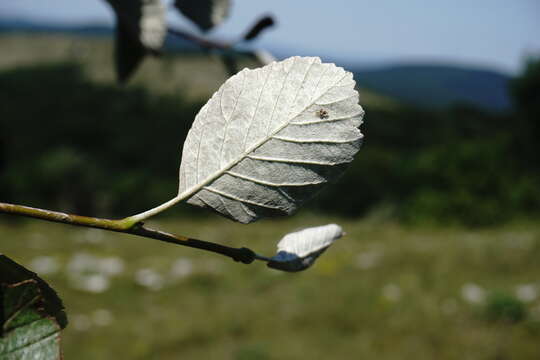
<box><xmin>129</xmin><ymin>224</ymin><xmax>257</xmax><ymax>264</ymax></box>
<box><xmin>0</xmin><ymin>201</ymin><xmax>259</xmax><ymax>264</ymax></box>
<box><xmin>167</xmin><ymin>26</ymin><xmax>230</xmax><ymax>50</ymax></box>
<box><xmin>166</xmin><ymin>20</ymin><xmax>277</xmax><ymax>73</ymax></box>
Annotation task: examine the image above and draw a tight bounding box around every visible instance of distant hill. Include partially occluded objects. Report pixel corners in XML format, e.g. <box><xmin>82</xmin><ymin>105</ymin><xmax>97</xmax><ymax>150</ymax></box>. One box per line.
<box><xmin>0</xmin><ymin>18</ymin><xmax>113</xmax><ymax>36</ymax></box>
<box><xmin>353</xmin><ymin>64</ymin><xmax>512</xmax><ymax>111</ymax></box>
<box><xmin>0</xmin><ymin>19</ymin><xmax>513</xmax><ymax>111</ymax></box>
<box><xmin>0</xmin><ymin>18</ymin><xmax>199</xmax><ymax>52</ymax></box>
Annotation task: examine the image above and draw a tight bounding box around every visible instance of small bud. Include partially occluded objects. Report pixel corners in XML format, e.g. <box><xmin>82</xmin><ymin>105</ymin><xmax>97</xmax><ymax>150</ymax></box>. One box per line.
<box><xmin>268</xmin><ymin>224</ymin><xmax>343</xmax><ymax>272</ymax></box>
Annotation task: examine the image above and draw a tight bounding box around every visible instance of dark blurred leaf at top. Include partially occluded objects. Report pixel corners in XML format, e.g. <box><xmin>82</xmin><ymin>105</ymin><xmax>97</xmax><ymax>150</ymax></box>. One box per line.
<box><xmin>0</xmin><ymin>255</ymin><xmax>68</xmax><ymax>359</ymax></box>
<box><xmin>104</xmin><ymin>0</ymin><xmax>166</xmax><ymax>83</ymax></box>
<box><xmin>174</xmin><ymin>0</ymin><xmax>231</xmax><ymax>32</ymax></box>
<box><xmin>243</xmin><ymin>15</ymin><xmax>275</xmax><ymax>42</ymax></box>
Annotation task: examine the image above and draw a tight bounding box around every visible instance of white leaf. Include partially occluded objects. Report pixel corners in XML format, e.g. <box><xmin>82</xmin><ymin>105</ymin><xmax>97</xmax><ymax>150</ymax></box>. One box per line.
<box><xmin>178</xmin><ymin>56</ymin><xmax>364</xmax><ymax>223</ymax></box>
<box><xmin>174</xmin><ymin>0</ymin><xmax>231</xmax><ymax>32</ymax></box>
<box><xmin>267</xmin><ymin>224</ymin><xmax>344</xmax><ymax>272</ymax></box>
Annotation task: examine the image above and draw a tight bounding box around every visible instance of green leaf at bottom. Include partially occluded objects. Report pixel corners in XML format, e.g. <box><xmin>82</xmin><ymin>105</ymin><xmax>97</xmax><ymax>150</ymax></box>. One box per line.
<box><xmin>0</xmin><ymin>255</ymin><xmax>67</xmax><ymax>360</ymax></box>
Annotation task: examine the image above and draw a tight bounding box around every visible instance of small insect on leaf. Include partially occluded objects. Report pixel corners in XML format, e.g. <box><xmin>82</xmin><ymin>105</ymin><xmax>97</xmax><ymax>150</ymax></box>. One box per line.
<box><xmin>316</xmin><ymin>109</ymin><xmax>329</xmax><ymax>119</ymax></box>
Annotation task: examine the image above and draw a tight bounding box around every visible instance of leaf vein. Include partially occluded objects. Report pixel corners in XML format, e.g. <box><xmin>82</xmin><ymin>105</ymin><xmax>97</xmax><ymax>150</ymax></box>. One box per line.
<box><xmin>247</xmin><ymin>155</ymin><xmax>347</xmax><ymax>166</ymax></box>
<box><xmin>285</xmin><ymin>57</ymin><xmax>317</xmax><ymax>121</ymax></box>
<box><xmin>290</xmin><ymin>111</ymin><xmax>364</xmax><ymax>125</ymax></box>
<box><xmin>203</xmin><ymin>186</ymin><xmax>287</xmax><ymax>210</ymax></box>
<box><xmin>264</xmin><ymin>57</ymin><xmax>297</xmax><ymax>136</ymax></box>
<box><xmin>315</xmin><ymin>93</ymin><xmax>358</xmax><ymax>106</ymax></box>
<box><xmin>271</xmin><ymin>135</ymin><xmax>362</xmax><ymax>144</ymax></box>
<box><xmin>225</xmin><ymin>170</ymin><xmax>326</xmax><ymax>187</ymax></box>
<box><xmin>219</xmin><ymin>71</ymin><xmax>246</xmax><ymax>166</ymax></box>
<box><xmin>243</xmin><ymin>63</ymin><xmax>273</xmax><ymax>151</ymax></box>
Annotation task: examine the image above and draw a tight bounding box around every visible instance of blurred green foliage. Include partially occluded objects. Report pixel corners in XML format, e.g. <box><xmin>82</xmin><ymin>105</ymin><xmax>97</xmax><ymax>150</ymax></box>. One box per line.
<box><xmin>483</xmin><ymin>291</ymin><xmax>527</xmax><ymax>324</ymax></box>
<box><xmin>1</xmin><ymin>58</ymin><xmax>539</xmax><ymax>225</ymax></box>
<box><xmin>0</xmin><ymin>63</ymin><xmax>202</xmax><ymax>216</ymax></box>
<box><xmin>509</xmin><ymin>57</ymin><xmax>540</xmax><ymax>173</ymax></box>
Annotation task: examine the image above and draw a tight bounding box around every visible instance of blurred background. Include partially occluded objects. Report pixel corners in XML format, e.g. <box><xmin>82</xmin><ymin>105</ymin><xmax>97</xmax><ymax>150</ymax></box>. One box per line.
<box><xmin>1</xmin><ymin>1</ymin><xmax>539</xmax><ymax>359</ymax></box>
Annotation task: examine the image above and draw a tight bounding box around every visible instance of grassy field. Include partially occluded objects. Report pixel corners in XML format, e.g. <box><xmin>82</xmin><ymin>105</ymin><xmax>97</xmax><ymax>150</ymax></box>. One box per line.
<box><xmin>2</xmin><ymin>215</ymin><xmax>540</xmax><ymax>360</ymax></box>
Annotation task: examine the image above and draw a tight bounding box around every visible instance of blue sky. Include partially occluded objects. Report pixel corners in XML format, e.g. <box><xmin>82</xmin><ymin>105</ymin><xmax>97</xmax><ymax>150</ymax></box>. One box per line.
<box><xmin>1</xmin><ymin>0</ymin><xmax>539</xmax><ymax>74</ymax></box>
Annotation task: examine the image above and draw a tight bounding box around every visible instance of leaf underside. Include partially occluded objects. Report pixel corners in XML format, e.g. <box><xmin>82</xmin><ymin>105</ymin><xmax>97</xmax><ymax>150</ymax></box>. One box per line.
<box><xmin>174</xmin><ymin>0</ymin><xmax>231</xmax><ymax>32</ymax></box>
<box><xmin>179</xmin><ymin>56</ymin><xmax>364</xmax><ymax>223</ymax></box>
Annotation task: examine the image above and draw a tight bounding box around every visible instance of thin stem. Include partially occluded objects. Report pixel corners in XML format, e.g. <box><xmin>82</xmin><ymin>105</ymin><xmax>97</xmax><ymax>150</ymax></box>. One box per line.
<box><xmin>123</xmin><ymin>195</ymin><xmax>182</xmax><ymax>227</ymax></box>
<box><xmin>129</xmin><ymin>224</ymin><xmax>257</xmax><ymax>264</ymax></box>
<box><xmin>0</xmin><ymin>201</ymin><xmax>264</xmax><ymax>264</ymax></box>
<box><xmin>124</xmin><ymin>182</ymin><xmax>202</xmax><ymax>225</ymax></box>
<box><xmin>0</xmin><ymin>202</ymin><xmax>127</xmax><ymax>230</ymax></box>
<box><xmin>253</xmin><ymin>254</ymin><xmax>273</xmax><ymax>262</ymax></box>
